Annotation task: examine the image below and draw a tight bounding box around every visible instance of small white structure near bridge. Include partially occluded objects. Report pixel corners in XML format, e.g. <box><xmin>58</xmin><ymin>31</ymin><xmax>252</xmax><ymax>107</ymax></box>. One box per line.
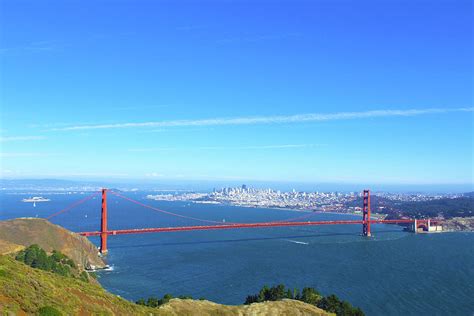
<box><xmin>412</xmin><ymin>219</ymin><xmax>443</xmax><ymax>233</ymax></box>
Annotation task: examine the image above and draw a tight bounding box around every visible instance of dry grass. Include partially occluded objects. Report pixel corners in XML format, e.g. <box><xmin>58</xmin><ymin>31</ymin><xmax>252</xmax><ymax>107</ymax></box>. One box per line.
<box><xmin>159</xmin><ymin>298</ymin><xmax>332</xmax><ymax>316</ymax></box>
<box><xmin>0</xmin><ymin>239</ymin><xmax>24</xmax><ymax>255</ymax></box>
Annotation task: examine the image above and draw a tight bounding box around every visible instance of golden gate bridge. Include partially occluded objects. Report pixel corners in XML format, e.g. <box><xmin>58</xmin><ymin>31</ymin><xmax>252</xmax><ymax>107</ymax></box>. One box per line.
<box><xmin>45</xmin><ymin>189</ymin><xmax>439</xmax><ymax>254</ymax></box>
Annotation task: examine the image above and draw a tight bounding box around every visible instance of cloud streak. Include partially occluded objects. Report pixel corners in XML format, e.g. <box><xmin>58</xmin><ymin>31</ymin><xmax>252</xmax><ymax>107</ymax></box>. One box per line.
<box><xmin>0</xmin><ymin>136</ymin><xmax>46</xmax><ymax>142</ymax></box>
<box><xmin>0</xmin><ymin>152</ymin><xmax>54</xmax><ymax>158</ymax></box>
<box><xmin>129</xmin><ymin>144</ymin><xmax>323</xmax><ymax>152</ymax></box>
<box><xmin>51</xmin><ymin>107</ymin><xmax>473</xmax><ymax>131</ymax></box>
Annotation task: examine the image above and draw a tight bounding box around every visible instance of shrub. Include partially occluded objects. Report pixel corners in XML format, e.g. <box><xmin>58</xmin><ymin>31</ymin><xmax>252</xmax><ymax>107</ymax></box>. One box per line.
<box><xmin>38</xmin><ymin>306</ymin><xmax>62</xmax><ymax>316</ymax></box>
<box><xmin>244</xmin><ymin>284</ymin><xmax>364</xmax><ymax>316</ymax></box>
<box><xmin>136</xmin><ymin>293</ymin><xmax>192</xmax><ymax>307</ymax></box>
<box><xmin>0</xmin><ymin>269</ymin><xmax>8</xmax><ymax>278</ymax></box>
<box><xmin>15</xmin><ymin>245</ymin><xmax>76</xmax><ymax>278</ymax></box>
<box><xmin>79</xmin><ymin>271</ymin><xmax>89</xmax><ymax>282</ymax></box>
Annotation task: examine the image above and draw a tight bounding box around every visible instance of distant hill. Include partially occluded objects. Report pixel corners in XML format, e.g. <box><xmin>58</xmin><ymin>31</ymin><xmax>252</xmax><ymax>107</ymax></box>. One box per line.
<box><xmin>0</xmin><ymin>218</ymin><xmax>105</xmax><ymax>269</ymax></box>
<box><xmin>0</xmin><ymin>178</ymin><xmax>104</xmax><ymax>191</ymax></box>
<box><xmin>347</xmin><ymin>195</ymin><xmax>474</xmax><ymax>220</ymax></box>
<box><xmin>384</xmin><ymin>197</ymin><xmax>474</xmax><ymax>219</ymax></box>
<box><xmin>0</xmin><ymin>255</ymin><xmax>331</xmax><ymax>315</ymax></box>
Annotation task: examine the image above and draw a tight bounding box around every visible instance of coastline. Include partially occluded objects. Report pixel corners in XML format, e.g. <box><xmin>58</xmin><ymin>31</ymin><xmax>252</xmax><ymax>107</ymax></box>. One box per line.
<box><xmin>193</xmin><ymin>199</ymin><xmax>382</xmax><ymax>218</ymax></box>
<box><xmin>151</xmin><ymin>197</ymin><xmax>473</xmax><ymax>232</ymax></box>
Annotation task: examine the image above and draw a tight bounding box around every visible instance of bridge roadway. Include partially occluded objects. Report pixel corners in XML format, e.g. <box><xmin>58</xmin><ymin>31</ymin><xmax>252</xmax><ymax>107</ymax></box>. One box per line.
<box><xmin>78</xmin><ymin>219</ymin><xmax>427</xmax><ymax>237</ymax></box>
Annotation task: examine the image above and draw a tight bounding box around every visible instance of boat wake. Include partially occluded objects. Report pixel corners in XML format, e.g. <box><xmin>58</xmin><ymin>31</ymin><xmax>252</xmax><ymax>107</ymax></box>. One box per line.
<box><xmin>286</xmin><ymin>240</ymin><xmax>309</xmax><ymax>245</ymax></box>
<box><xmin>103</xmin><ymin>265</ymin><xmax>114</xmax><ymax>271</ymax></box>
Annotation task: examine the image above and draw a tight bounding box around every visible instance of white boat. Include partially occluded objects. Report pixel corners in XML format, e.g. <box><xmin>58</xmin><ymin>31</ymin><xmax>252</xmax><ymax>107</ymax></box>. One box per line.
<box><xmin>22</xmin><ymin>197</ymin><xmax>51</xmax><ymax>203</ymax></box>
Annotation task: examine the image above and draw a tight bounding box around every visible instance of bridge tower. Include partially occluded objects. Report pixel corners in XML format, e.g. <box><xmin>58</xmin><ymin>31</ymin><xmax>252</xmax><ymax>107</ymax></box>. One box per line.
<box><xmin>362</xmin><ymin>189</ymin><xmax>371</xmax><ymax>237</ymax></box>
<box><xmin>100</xmin><ymin>188</ymin><xmax>108</xmax><ymax>254</ymax></box>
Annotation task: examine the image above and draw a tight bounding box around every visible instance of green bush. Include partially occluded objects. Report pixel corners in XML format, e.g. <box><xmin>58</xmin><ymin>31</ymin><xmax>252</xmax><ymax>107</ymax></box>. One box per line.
<box><xmin>79</xmin><ymin>271</ymin><xmax>89</xmax><ymax>282</ymax></box>
<box><xmin>244</xmin><ymin>284</ymin><xmax>364</xmax><ymax>316</ymax></box>
<box><xmin>38</xmin><ymin>306</ymin><xmax>62</xmax><ymax>316</ymax></box>
<box><xmin>136</xmin><ymin>293</ymin><xmax>192</xmax><ymax>307</ymax></box>
<box><xmin>0</xmin><ymin>269</ymin><xmax>8</xmax><ymax>278</ymax></box>
<box><xmin>15</xmin><ymin>245</ymin><xmax>76</xmax><ymax>278</ymax></box>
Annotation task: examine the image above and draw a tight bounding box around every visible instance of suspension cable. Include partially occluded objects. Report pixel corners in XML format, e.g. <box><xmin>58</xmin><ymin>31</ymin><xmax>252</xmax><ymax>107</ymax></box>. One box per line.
<box><xmin>109</xmin><ymin>190</ymin><xmax>234</xmax><ymax>224</ymax></box>
<box><xmin>46</xmin><ymin>191</ymin><xmax>101</xmax><ymax>220</ymax></box>
<box><xmin>109</xmin><ymin>190</ymin><xmax>323</xmax><ymax>225</ymax></box>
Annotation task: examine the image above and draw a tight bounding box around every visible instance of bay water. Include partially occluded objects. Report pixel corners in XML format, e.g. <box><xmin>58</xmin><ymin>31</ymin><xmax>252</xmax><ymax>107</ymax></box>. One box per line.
<box><xmin>1</xmin><ymin>192</ymin><xmax>473</xmax><ymax>315</ymax></box>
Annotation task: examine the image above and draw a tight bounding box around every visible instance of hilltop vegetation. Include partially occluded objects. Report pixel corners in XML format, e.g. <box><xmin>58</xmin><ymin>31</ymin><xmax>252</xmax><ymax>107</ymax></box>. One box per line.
<box><xmin>347</xmin><ymin>196</ymin><xmax>474</xmax><ymax>219</ymax></box>
<box><xmin>136</xmin><ymin>285</ymin><xmax>363</xmax><ymax>316</ymax></box>
<box><xmin>15</xmin><ymin>244</ymin><xmax>92</xmax><ymax>282</ymax></box>
<box><xmin>387</xmin><ymin>197</ymin><xmax>474</xmax><ymax>219</ymax></box>
<box><xmin>244</xmin><ymin>285</ymin><xmax>364</xmax><ymax>316</ymax></box>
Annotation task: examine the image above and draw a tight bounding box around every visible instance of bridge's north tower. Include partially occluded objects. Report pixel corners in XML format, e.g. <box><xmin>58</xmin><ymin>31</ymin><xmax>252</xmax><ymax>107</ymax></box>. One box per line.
<box><xmin>362</xmin><ymin>189</ymin><xmax>371</xmax><ymax>237</ymax></box>
<box><xmin>100</xmin><ymin>188</ymin><xmax>108</xmax><ymax>254</ymax></box>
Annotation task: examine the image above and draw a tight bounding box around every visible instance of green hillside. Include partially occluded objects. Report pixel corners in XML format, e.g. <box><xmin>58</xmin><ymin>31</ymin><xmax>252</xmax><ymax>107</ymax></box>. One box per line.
<box><xmin>0</xmin><ymin>218</ymin><xmax>105</xmax><ymax>269</ymax></box>
<box><xmin>0</xmin><ymin>254</ymin><xmax>331</xmax><ymax>315</ymax></box>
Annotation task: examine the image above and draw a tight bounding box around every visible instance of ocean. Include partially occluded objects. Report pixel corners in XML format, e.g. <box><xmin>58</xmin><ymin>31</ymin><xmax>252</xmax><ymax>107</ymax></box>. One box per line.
<box><xmin>1</xmin><ymin>191</ymin><xmax>473</xmax><ymax>315</ymax></box>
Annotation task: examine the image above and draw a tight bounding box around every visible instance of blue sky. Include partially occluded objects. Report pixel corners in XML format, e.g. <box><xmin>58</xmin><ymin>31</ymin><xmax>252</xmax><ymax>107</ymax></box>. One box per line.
<box><xmin>0</xmin><ymin>0</ymin><xmax>472</xmax><ymax>186</ymax></box>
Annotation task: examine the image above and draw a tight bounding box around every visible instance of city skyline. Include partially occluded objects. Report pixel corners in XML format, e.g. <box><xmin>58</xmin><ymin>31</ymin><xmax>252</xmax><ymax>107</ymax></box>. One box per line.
<box><xmin>1</xmin><ymin>0</ymin><xmax>473</xmax><ymax>186</ymax></box>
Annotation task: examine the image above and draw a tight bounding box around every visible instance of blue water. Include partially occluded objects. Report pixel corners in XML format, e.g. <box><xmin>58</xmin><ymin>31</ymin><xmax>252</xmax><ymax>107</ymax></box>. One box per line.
<box><xmin>1</xmin><ymin>192</ymin><xmax>473</xmax><ymax>315</ymax></box>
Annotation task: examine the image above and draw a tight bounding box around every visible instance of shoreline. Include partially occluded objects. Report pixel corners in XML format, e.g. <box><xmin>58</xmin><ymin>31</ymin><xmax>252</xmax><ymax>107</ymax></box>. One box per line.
<box><xmin>149</xmin><ymin>197</ymin><xmax>474</xmax><ymax>232</ymax></box>
<box><xmin>193</xmin><ymin>199</ymin><xmax>383</xmax><ymax>218</ymax></box>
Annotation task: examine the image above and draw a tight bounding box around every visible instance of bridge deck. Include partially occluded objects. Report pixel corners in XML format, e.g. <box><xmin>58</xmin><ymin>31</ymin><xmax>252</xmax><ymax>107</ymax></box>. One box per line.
<box><xmin>78</xmin><ymin>219</ymin><xmax>428</xmax><ymax>236</ymax></box>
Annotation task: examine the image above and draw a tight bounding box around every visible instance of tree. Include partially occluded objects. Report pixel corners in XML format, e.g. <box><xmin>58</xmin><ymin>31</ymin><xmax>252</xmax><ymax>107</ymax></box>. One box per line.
<box><xmin>146</xmin><ymin>297</ymin><xmax>160</xmax><ymax>307</ymax></box>
<box><xmin>244</xmin><ymin>294</ymin><xmax>259</xmax><ymax>305</ymax></box>
<box><xmin>301</xmin><ymin>287</ymin><xmax>321</xmax><ymax>305</ymax></box>
<box><xmin>159</xmin><ymin>293</ymin><xmax>173</xmax><ymax>305</ymax></box>
<box><xmin>317</xmin><ymin>294</ymin><xmax>364</xmax><ymax>316</ymax></box>
<box><xmin>24</xmin><ymin>244</ymin><xmax>41</xmax><ymax>265</ymax></box>
<box><xmin>16</xmin><ymin>245</ymin><xmax>76</xmax><ymax>278</ymax></box>
<box><xmin>243</xmin><ymin>284</ymin><xmax>364</xmax><ymax>316</ymax></box>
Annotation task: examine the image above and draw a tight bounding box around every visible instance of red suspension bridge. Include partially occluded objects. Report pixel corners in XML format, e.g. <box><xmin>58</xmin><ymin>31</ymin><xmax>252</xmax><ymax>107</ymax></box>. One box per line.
<box><xmin>46</xmin><ymin>189</ymin><xmax>440</xmax><ymax>254</ymax></box>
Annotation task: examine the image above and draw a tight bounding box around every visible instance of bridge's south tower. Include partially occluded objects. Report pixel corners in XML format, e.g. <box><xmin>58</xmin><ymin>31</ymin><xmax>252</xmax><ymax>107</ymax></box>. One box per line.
<box><xmin>362</xmin><ymin>189</ymin><xmax>371</xmax><ymax>237</ymax></box>
<box><xmin>100</xmin><ymin>188</ymin><xmax>108</xmax><ymax>254</ymax></box>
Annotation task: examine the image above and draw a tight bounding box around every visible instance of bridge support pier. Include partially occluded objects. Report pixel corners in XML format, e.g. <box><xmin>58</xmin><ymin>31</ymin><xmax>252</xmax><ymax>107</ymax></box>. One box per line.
<box><xmin>100</xmin><ymin>188</ymin><xmax>108</xmax><ymax>254</ymax></box>
<box><xmin>362</xmin><ymin>189</ymin><xmax>371</xmax><ymax>237</ymax></box>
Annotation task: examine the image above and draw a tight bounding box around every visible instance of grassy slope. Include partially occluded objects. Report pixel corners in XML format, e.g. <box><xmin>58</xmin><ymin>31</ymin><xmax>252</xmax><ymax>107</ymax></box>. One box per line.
<box><xmin>0</xmin><ymin>239</ymin><xmax>24</xmax><ymax>255</ymax></box>
<box><xmin>0</xmin><ymin>255</ymin><xmax>157</xmax><ymax>315</ymax></box>
<box><xmin>0</xmin><ymin>218</ymin><xmax>105</xmax><ymax>269</ymax></box>
<box><xmin>0</xmin><ymin>255</ymin><xmax>331</xmax><ymax>315</ymax></box>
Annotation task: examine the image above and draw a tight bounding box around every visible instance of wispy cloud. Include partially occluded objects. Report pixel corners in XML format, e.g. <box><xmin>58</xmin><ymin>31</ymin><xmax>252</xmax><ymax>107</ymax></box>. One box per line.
<box><xmin>0</xmin><ymin>136</ymin><xmax>46</xmax><ymax>142</ymax></box>
<box><xmin>1</xmin><ymin>40</ymin><xmax>60</xmax><ymax>55</ymax></box>
<box><xmin>145</xmin><ymin>172</ymin><xmax>165</xmax><ymax>177</ymax></box>
<box><xmin>129</xmin><ymin>144</ymin><xmax>323</xmax><ymax>152</ymax></box>
<box><xmin>114</xmin><ymin>104</ymin><xmax>170</xmax><ymax>111</ymax></box>
<box><xmin>51</xmin><ymin>107</ymin><xmax>473</xmax><ymax>132</ymax></box>
<box><xmin>0</xmin><ymin>152</ymin><xmax>54</xmax><ymax>158</ymax></box>
<box><xmin>217</xmin><ymin>32</ymin><xmax>302</xmax><ymax>44</ymax></box>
